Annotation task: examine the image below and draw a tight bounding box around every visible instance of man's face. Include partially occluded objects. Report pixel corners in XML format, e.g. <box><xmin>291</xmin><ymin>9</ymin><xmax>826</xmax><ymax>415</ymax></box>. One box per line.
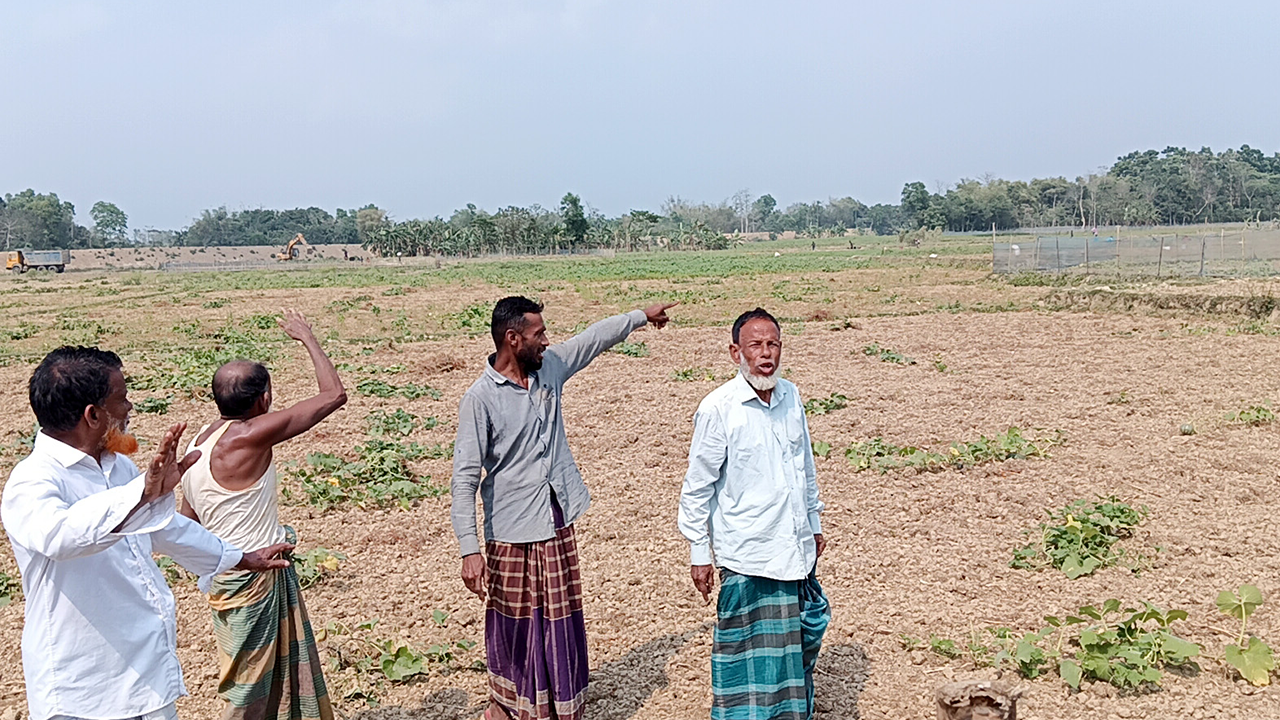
<box><xmin>512</xmin><ymin>313</ymin><xmax>550</xmax><ymax>373</ymax></box>
<box><xmin>97</xmin><ymin>369</ymin><xmax>137</xmax><ymax>454</ymax></box>
<box><xmin>731</xmin><ymin>318</ymin><xmax>782</xmax><ymax>378</ymax></box>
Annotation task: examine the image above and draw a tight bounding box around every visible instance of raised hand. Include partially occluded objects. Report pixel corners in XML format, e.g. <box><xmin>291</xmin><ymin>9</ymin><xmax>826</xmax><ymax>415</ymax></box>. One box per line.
<box><xmin>235</xmin><ymin>542</ymin><xmax>295</xmax><ymax>572</ymax></box>
<box><xmin>142</xmin><ymin>423</ymin><xmax>201</xmax><ymax>504</ymax></box>
<box><xmin>643</xmin><ymin>302</ymin><xmax>679</xmax><ymax>329</ymax></box>
<box><xmin>278</xmin><ymin>309</ymin><xmax>317</xmax><ymax>344</ymax></box>
<box><xmin>462</xmin><ymin>553</ymin><xmax>489</xmax><ymax>601</ymax></box>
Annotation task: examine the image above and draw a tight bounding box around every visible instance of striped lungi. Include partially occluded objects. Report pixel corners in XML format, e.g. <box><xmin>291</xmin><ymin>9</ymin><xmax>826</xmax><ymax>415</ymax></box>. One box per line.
<box><xmin>484</xmin><ymin>500</ymin><xmax>589</xmax><ymax>720</ymax></box>
<box><xmin>207</xmin><ymin>527</ymin><xmax>333</xmax><ymax>720</ymax></box>
<box><xmin>712</xmin><ymin>569</ymin><xmax>830</xmax><ymax>720</ymax></box>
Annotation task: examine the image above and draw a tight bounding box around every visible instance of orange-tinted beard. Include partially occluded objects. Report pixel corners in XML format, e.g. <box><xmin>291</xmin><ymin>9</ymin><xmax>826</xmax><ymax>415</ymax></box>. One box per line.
<box><xmin>104</xmin><ymin>424</ymin><xmax>139</xmax><ymax>456</ymax></box>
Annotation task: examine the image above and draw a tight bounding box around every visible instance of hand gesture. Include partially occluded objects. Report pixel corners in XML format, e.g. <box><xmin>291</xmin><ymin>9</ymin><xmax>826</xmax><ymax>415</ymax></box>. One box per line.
<box><xmin>278</xmin><ymin>309</ymin><xmax>317</xmax><ymax>344</ymax></box>
<box><xmin>691</xmin><ymin>564</ymin><xmax>715</xmax><ymax>604</ymax></box>
<box><xmin>643</xmin><ymin>302</ymin><xmax>679</xmax><ymax>329</ymax></box>
<box><xmin>142</xmin><ymin>423</ymin><xmax>201</xmax><ymax>504</ymax></box>
<box><xmin>461</xmin><ymin>553</ymin><xmax>489</xmax><ymax>601</ymax></box>
<box><xmin>235</xmin><ymin>542</ymin><xmax>295</xmax><ymax>572</ymax></box>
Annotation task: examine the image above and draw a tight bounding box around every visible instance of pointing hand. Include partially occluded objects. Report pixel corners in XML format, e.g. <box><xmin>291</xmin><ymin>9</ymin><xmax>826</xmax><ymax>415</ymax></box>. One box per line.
<box><xmin>643</xmin><ymin>302</ymin><xmax>679</xmax><ymax>329</ymax></box>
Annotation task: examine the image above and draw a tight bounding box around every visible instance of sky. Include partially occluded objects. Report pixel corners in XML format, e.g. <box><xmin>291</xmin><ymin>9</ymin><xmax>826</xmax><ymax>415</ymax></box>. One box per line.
<box><xmin>2</xmin><ymin>0</ymin><xmax>1278</xmax><ymax>230</ymax></box>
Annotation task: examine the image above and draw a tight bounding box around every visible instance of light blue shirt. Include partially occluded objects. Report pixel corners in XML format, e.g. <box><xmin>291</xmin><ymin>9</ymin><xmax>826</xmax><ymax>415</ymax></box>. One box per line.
<box><xmin>678</xmin><ymin>373</ymin><xmax>824</xmax><ymax>582</ymax></box>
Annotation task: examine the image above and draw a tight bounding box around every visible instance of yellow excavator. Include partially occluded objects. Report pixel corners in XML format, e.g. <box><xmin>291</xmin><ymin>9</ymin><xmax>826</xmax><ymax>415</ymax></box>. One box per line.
<box><xmin>275</xmin><ymin>233</ymin><xmax>313</xmax><ymax>261</ymax></box>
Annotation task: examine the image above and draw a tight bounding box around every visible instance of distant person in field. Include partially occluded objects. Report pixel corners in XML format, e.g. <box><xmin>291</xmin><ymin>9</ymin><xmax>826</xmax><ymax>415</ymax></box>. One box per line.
<box><xmin>452</xmin><ymin>296</ymin><xmax>677</xmax><ymax>720</ymax></box>
<box><xmin>1</xmin><ymin>347</ymin><xmax>291</xmax><ymax>720</ymax></box>
<box><xmin>179</xmin><ymin>310</ymin><xmax>347</xmax><ymax>720</ymax></box>
<box><xmin>678</xmin><ymin>308</ymin><xmax>830</xmax><ymax>720</ymax></box>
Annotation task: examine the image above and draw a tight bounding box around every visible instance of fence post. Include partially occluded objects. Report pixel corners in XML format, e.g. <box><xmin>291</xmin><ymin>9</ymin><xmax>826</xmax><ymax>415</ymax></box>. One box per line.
<box><xmin>1200</xmin><ymin>236</ymin><xmax>1207</xmax><ymax>276</ymax></box>
<box><xmin>1084</xmin><ymin>232</ymin><xmax>1090</xmax><ymax>275</ymax></box>
<box><xmin>1157</xmin><ymin>236</ymin><xmax>1164</xmax><ymax>278</ymax></box>
<box><xmin>1055</xmin><ymin>236</ymin><xmax>1062</xmax><ymax>274</ymax></box>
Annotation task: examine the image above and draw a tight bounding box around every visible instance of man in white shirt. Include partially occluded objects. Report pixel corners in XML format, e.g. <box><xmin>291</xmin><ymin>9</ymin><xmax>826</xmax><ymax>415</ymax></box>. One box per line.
<box><xmin>1</xmin><ymin>346</ymin><xmax>293</xmax><ymax>720</ymax></box>
<box><xmin>678</xmin><ymin>308</ymin><xmax>830</xmax><ymax>720</ymax></box>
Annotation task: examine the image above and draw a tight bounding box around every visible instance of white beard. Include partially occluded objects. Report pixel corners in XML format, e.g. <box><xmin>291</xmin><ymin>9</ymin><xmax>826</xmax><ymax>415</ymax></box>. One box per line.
<box><xmin>740</xmin><ymin>357</ymin><xmax>779</xmax><ymax>392</ymax></box>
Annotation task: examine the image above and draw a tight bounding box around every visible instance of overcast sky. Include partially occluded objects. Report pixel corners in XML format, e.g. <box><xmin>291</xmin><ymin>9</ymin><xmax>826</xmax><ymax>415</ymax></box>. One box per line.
<box><xmin>2</xmin><ymin>1</ymin><xmax>1277</xmax><ymax>230</ymax></box>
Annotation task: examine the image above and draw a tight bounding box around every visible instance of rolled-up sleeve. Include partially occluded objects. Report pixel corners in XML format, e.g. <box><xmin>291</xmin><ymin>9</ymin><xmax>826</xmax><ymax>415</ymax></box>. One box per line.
<box><xmin>678</xmin><ymin>406</ymin><xmax>727</xmax><ymax>566</ymax></box>
<box><xmin>547</xmin><ymin>310</ymin><xmax>647</xmax><ymax>381</ymax></box>
<box><xmin>1</xmin><ymin>469</ymin><xmax>171</xmax><ymax>562</ymax></box>
<box><xmin>150</xmin><ymin>513</ymin><xmax>243</xmax><ymax>593</ymax></box>
<box><xmin>450</xmin><ymin>391</ymin><xmax>489</xmax><ymax>557</ymax></box>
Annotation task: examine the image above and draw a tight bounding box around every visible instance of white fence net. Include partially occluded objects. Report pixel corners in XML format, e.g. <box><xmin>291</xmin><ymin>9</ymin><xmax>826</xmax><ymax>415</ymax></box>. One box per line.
<box><xmin>993</xmin><ymin>229</ymin><xmax>1280</xmax><ymax>277</ymax></box>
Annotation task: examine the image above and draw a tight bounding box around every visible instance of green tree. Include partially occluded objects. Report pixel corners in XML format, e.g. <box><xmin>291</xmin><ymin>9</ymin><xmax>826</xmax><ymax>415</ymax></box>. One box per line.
<box><xmin>2</xmin><ymin>190</ymin><xmax>78</xmax><ymax>249</ymax></box>
<box><xmin>751</xmin><ymin>194</ymin><xmax>776</xmax><ymax>229</ymax></box>
<box><xmin>900</xmin><ymin>182</ymin><xmax>931</xmax><ymax>227</ymax></box>
<box><xmin>560</xmin><ymin>193</ymin><xmax>588</xmax><ymax>248</ymax></box>
<box><xmin>90</xmin><ymin>201</ymin><xmax>129</xmax><ymax>245</ymax></box>
<box><xmin>355</xmin><ymin>206</ymin><xmax>387</xmax><ymax>245</ymax></box>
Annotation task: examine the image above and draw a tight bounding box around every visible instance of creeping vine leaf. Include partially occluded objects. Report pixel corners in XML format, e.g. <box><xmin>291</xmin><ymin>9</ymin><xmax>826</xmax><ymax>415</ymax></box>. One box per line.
<box><xmin>1225</xmin><ymin>637</ymin><xmax>1274</xmax><ymax>687</ymax></box>
<box><xmin>1217</xmin><ymin>585</ymin><xmax>1263</xmax><ymax>622</ymax></box>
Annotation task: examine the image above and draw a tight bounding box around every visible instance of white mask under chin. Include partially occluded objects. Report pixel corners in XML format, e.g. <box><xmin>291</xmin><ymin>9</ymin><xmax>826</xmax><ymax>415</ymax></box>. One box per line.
<box><xmin>740</xmin><ymin>358</ymin><xmax>779</xmax><ymax>392</ymax></box>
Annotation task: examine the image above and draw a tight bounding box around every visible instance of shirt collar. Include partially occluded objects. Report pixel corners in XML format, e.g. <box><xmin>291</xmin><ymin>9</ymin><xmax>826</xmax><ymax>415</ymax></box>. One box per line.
<box><xmin>485</xmin><ymin>354</ymin><xmax>537</xmax><ymax>388</ymax></box>
<box><xmin>730</xmin><ymin>372</ymin><xmax>786</xmax><ymax>408</ymax></box>
<box><xmin>33</xmin><ymin>431</ymin><xmax>98</xmax><ymax>469</ymax></box>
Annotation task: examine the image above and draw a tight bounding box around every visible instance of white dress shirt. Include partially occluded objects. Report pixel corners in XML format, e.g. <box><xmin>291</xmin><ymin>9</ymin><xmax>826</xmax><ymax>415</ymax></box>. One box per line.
<box><xmin>678</xmin><ymin>373</ymin><xmax>824</xmax><ymax>582</ymax></box>
<box><xmin>1</xmin><ymin>432</ymin><xmax>243</xmax><ymax>720</ymax></box>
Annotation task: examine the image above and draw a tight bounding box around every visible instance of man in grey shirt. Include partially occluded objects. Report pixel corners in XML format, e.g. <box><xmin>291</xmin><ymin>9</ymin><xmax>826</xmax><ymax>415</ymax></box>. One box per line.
<box><xmin>451</xmin><ymin>296</ymin><xmax>674</xmax><ymax>720</ymax></box>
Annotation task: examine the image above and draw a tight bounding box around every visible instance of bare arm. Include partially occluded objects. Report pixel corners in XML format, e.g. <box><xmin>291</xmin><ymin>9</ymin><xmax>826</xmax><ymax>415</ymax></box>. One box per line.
<box><xmin>243</xmin><ymin>310</ymin><xmax>347</xmax><ymax>447</ymax></box>
<box><xmin>179</xmin><ymin>495</ymin><xmax>199</xmax><ymax>522</ymax></box>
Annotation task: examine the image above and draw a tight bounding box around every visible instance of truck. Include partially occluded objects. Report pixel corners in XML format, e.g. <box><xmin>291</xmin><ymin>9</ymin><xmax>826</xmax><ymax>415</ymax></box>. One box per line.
<box><xmin>6</xmin><ymin>249</ymin><xmax>70</xmax><ymax>273</ymax></box>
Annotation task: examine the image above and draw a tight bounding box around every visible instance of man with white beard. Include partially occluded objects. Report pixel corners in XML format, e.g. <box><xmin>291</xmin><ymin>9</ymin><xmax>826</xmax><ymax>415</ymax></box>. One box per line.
<box><xmin>678</xmin><ymin>308</ymin><xmax>830</xmax><ymax>720</ymax></box>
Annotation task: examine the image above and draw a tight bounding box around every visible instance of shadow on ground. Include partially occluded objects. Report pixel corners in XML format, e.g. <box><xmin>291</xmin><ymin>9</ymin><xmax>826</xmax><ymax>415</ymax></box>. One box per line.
<box><xmin>346</xmin><ymin>629</ymin><xmax>867</xmax><ymax>720</ymax></box>
<box><xmin>813</xmin><ymin>643</ymin><xmax>870</xmax><ymax>720</ymax></box>
<box><xmin>346</xmin><ymin>624</ymin><xmax>708</xmax><ymax>720</ymax></box>
<box><xmin>581</xmin><ymin>622</ymin><xmax>713</xmax><ymax>720</ymax></box>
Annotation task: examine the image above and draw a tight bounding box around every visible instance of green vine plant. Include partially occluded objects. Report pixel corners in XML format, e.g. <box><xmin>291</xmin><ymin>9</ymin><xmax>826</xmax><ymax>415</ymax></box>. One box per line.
<box><xmin>293</xmin><ymin>548</ymin><xmax>346</xmax><ymax>590</ymax></box>
<box><xmin>910</xmin><ymin>599</ymin><xmax>1200</xmax><ymax>691</ymax></box>
<box><xmin>861</xmin><ymin>343</ymin><xmax>915</xmax><ymax>365</ymax></box>
<box><xmin>1217</xmin><ymin>585</ymin><xmax>1275</xmax><ymax>686</ymax></box>
<box><xmin>803</xmin><ymin>393</ymin><xmax>848</xmax><ymax>416</ymax></box>
<box><xmin>0</xmin><ymin>569</ymin><xmax>22</xmax><ymax>606</ymax></box>
<box><xmin>317</xmin><ymin>617</ymin><xmax>481</xmax><ymax>707</ymax></box>
<box><xmin>1010</xmin><ymin>497</ymin><xmax>1150</xmax><ymax>579</ymax></box>
<box><xmin>846</xmin><ymin>427</ymin><xmax>1060</xmax><ymax>474</ymax></box>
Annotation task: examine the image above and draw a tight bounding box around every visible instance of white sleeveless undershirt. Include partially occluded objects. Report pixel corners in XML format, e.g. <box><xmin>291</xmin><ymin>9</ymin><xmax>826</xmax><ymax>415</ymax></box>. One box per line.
<box><xmin>180</xmin><ymin>421</ymin><xmax>287</xmax><ymax>554</ymax></box>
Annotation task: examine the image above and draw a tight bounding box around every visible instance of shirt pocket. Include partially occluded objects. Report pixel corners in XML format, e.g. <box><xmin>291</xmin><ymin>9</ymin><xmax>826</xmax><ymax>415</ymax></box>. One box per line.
<box><xmin>784</xmin><ymin>408</ymin><xmax>809</xmax><ymax>461</ymax></box>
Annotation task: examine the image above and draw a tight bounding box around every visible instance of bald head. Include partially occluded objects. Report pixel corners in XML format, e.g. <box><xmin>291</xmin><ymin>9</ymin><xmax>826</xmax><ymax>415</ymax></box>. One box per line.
<box><xmin>212</xmin><ymin>360</ymin><xmax>271</xmax><ymax>418</ymax></box>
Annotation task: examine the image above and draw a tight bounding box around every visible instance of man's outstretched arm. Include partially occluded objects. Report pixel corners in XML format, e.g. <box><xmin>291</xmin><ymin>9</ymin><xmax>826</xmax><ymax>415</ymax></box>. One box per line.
<box><xmin>549</xmin><ymin>302</ymin><xmax>677</xmax><ymax>379</ymax></box>
<box><xmin>244</xmin><ymin>310</ymin><xmax>347</xmax><ymax>447</ymax></box>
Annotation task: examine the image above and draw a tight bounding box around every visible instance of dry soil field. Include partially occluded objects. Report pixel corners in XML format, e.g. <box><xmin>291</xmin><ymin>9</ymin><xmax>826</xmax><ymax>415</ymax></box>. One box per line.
<box><xmin>1</xmin><ymin>240</ymin><xmax>1280</xmax><ymax>720</ymax></box>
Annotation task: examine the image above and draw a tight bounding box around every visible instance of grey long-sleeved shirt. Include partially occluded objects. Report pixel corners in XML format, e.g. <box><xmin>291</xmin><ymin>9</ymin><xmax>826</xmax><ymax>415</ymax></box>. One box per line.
<box><xmin>450</xmin><ymin>310</ymin><xmax>648</xmax><ymax>557</ymax></box>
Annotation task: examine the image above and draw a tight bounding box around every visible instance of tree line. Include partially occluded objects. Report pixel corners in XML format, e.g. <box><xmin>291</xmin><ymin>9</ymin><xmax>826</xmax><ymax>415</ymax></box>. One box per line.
<box><xmin>5</xmin><ymin>145</ymin><xmax>1280</xmax><ymax>255</ymax></box>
